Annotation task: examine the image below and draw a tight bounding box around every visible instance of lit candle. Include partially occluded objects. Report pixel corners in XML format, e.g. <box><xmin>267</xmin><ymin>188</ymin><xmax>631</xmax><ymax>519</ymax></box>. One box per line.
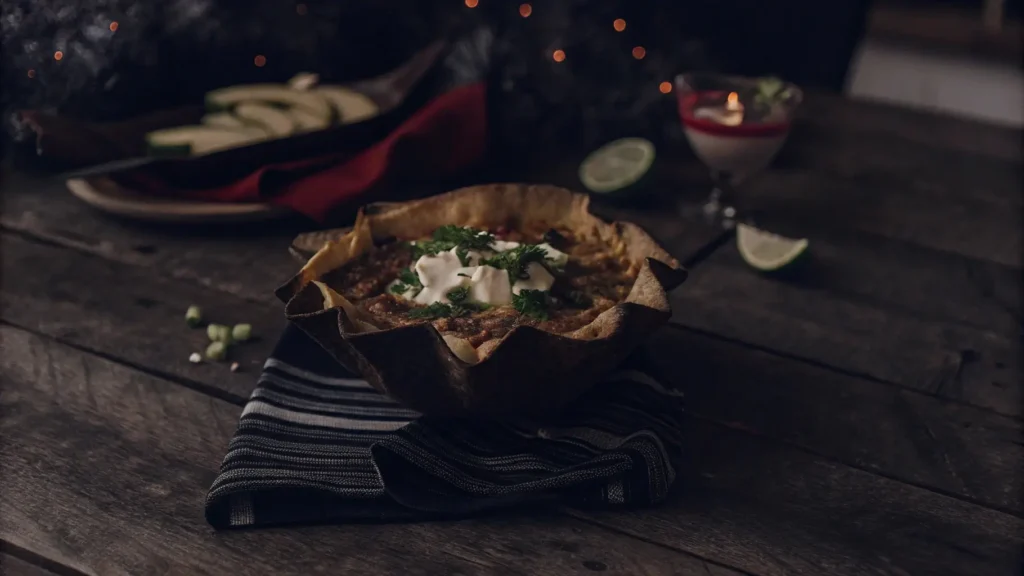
<box><xmin>694</xmin><ymin>91</ymin><xmax>745</xmax><ymax>127</ymax></box>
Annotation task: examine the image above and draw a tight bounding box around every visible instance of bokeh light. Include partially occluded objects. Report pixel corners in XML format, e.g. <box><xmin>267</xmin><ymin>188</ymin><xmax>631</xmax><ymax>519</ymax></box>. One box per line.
<box><xmin>659</xmin><ymin>81</ymin><xmax>672</xmax><ymax>94</ymax></box>
<box><xmin>552</xmin><ymin>49</ymin><xmax>565</xmax><ymax>62</ymax></box>
<box><xmin>632</xmin><ymin>46</ymin><xmax>646</xmax><ymax>60</ymax></box>
<box><xmin>109</xmin><ymin>21</ymin><xmax>119</xmax><ymax>32</ymax></box>
<box><xmin>27</xmin><ymin>69</ymin><xmax>36</xmax><ymax>78</ymax></box>
<box><xmin>519</xmin><ymin>3</ymin><xmax>532</xmax><ymax>17</ymax></box>
<box><xmin>296</xmin><ymin>3</ymin><xmax>308</xmax><ymax>15</ymax></box>
<box><xmin>465</xmin><ymin>0</ymin><xmax>478</xmax><ymax>7</ymax></box>
<box><xmin>254</xmin><ymin>54</ymin><xmax>267</xmax><ymax>67</ymax></box>
<box><xmin>53</xmin><ymin>51</ymin><xmax>64</xmax><ymax>61</ymax></box>
<box><xmin>613</xmin><ymin>19</ymin><xmax>626</xmax><ymax>32</ymax></box>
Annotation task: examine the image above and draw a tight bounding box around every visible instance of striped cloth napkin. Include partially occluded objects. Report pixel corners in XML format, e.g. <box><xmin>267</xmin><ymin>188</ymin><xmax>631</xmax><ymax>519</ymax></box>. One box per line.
<box><xmin>205</xmin><ymin>325</ymin><xmax>686</xmax><ymax>529</ymax></box>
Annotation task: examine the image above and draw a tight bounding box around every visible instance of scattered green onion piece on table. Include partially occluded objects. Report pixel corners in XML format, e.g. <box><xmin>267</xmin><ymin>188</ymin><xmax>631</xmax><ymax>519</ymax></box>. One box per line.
<box><xmin>185</xmin><ymin>305</ymin><xmax>203</xmax><ymax>328</ymax></box>
<box><xmin>206</xmin><ymin>341</ymin><xmax>228</xmax><ymax>361</ymax></box>
<box><xmin>232</xmin><ymin>324</ymin><xmax>253</xmax><ymax>342</ymax></box>
<box><xmin>207</xmin><ymin>324</ymin><xmax>232</xmax><ymax>344</ymax></box>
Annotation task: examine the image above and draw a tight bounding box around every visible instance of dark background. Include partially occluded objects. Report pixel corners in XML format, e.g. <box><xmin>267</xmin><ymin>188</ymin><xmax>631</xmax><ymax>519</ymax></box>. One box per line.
<box><xmin>1</xmin><ymin>0</ymin><xmax>878</xmax><ymax>157</ymax></box>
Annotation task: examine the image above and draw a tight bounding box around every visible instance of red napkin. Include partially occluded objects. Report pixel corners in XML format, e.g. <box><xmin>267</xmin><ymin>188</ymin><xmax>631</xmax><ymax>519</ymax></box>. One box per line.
<box><xmin>121</xmin><ymin>82</ymin><xmax>487</xmax><ymax>223</ymax></box>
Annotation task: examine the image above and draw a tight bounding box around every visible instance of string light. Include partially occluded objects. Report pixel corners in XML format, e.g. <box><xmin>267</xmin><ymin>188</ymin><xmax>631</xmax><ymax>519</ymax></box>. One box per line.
<box><xmin>465</xmin><ymin>0</ymin><xmax>478</xmax><ymax>7</ymax></box>
<box><xmin>659</xmin><ymin>82</ymin><xmax>672</xmax><ymax>94</ymax></box>
<box><xmin>613</xmin><ymin>19</ymin><xmax>626</xmax><ymax>32</ymax></box>
<box><xmin>519</xmin><ymin>3</ymin><xmax>532</xmax><ymax>17</ymax></box>
<box><xmin>632</xmin><ymin>46</ymin><xmax>646</xmax><ymax>60</ymax></box>
<box><xmin>27</xmin><ymin>69</ymin><xmax>35</xmax><ymax>78</ymax></box>
<box><xmin>254</xmin><ymin>54</ymin><xmax>267</xmax><ymax>67</ymax></box>
<box><xmin>296</xmin><ymin>3</ymin><xmax>308</xmax><ymax>15</ymax></box>
<box><xmin>109</xmin><ymin>21</ymin><xmax>118</xmax><ymax>32</ymax></box>
<box><xmin>552</xmin><ymin>49</ymin><xmax>565</xmax><ymax>63</ymax></box>
<box><xmin>53</xmin><ymin>51</ymin><xmax>64</xmax><ymax>61</ymax></box>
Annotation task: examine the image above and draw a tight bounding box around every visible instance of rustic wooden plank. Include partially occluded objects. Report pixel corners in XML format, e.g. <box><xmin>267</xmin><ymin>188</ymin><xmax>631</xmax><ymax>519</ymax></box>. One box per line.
<box><xmin>780</xmin><ymin>118</ymin><xmax>1023</xmax><ymax>209</ymax></box>
<box><xmin>640</xmin><ymin>327</ymin><xmax>1024</xmax><ymax>514</ymax></box>
<box><xmin>0</xmin><ymin>172</ymin><xmax>301</xmax><ymax>305</ymax></box>
<box><xmin>672</xmin><ymin>243</ymin><xmax>1023</xmax><ymax>418</ymax></box>
<box><xmin>0</xmin><ymin>553</ymin><xmax>62</xmax><ymax>576</ymax></box>
<box><xmin>725</xmin><ymin>226</ymin><xmax>1020</xmax><ymax>336</ymax></box>
<box><xmin>7</xmin><ymin>229</ymin><xmax>1021</xmax><ymax>511</ymax></box>
<box><xmin>739</xmin><ymin>169</ymin><xmax>1022</xmax><ymax>269</ymax></box>
<box><xmin>0</xmin><ymin>232</ymin><xmax>287</xmax><ymax>403</ymax></box>
<box><xmin>0</xmin><ymin>325</ymin><xmax>745</xmax><ymax>576</ymax></box>
<box><xmin>571</xmin><ymin>419</ymin><xmax>1024</xmax><ymax>576</ymax></box>
<box><xmin>801</xmin><ymin>92</ymin><xmax>1024</xmax><ymax>164</ymax></box>
<box><xmin>0</xmin><ymin>170</ymin><xmax>723</xmax><ymax>307</ymax></box>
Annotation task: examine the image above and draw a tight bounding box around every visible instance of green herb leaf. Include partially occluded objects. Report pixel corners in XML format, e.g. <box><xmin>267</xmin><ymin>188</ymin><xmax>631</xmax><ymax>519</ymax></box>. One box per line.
<box><xmin>446</xmin><ymin>286</ymin><xmax>469</xmax><ymax>304</ymax></box>
<box><xmin>408</xmin><ymin>303</ymin><xmax>454</xmax><ymax>319</ymax></box>
<box><xmin>482</xmin><ymin>244</ymin><xmax>548</xmax><ymax>284</ymax></box>
<box><xmin>391</xmin><ymin>269</ymin><xmax>423</xmax><ymax>295</ymax></box>
<box><xmin>513</xmin><ymin>289</ymin><xmax>549</xmax><ymax>320</ymax></box>
<box><xmin>412</xmin><ymin>226</ymin><xmax>495</xmax><ymax>258</ymax></box>
<box><xmin>433</xmin><ymin>225</ymin><xmax>495</xmax><ymax>250</ymax></box>
<box><xmin>399</xmin><ymin>269</ymin><xmax>422</xmax><ymax>289</ymax></box>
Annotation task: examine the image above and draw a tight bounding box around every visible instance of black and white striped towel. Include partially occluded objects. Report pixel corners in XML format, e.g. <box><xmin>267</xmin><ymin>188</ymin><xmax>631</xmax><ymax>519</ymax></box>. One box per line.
<box><xmin>205</xmin><ymin>325</ymin><xmax>685</xmax><ymax>528</ymax></box>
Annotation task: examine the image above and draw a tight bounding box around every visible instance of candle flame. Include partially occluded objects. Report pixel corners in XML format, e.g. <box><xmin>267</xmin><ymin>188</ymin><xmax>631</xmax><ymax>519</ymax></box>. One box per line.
<box><xmin>727</xmin><ymin>92</ymin><xmax>739</xmax><ymax>105</ymax></box>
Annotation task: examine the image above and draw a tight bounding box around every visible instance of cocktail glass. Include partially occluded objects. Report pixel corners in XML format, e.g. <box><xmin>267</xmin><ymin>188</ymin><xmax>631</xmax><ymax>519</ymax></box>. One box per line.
<box><xmin>675</xmin><ymin>72</ymin><xmax>803</xmax><ymax>228</ymax></box>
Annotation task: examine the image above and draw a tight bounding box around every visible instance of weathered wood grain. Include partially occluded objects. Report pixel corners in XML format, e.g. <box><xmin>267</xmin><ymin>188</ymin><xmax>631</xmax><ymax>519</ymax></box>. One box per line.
<box><xmin>571</xmin><ymin>419</ymin><xmax>1024</xmax><ymax>576</ymax></box>
<box><xmin>785</xmin><ymin>112</ymin><xmax>1024</xmax><ymax>208</ymax></box>
<box><xmin>0</xmin><ymin>325</ymin><xmax>745</xmax><ymax>576</ymax></box>
<box><xmin>641</xmin><ymin>327</ymin><xmax>1024</xmax><ymax>514</ymax></box>
<box><xmin>740</xmin><ymin>168</ymin><xmax>1022</xmax><ymax>269</ymax></box>
<box><xmin>0</xmin><ymin>553</ymin><xmax>62</xmax><ymax>576</ymax></box>
<box><xmin>0</xmin><ymin>232</ymin><xmax>286</xmax><ymax>403</ymax></box>
<box><xmin>801</xmin><ymin>93</ymin><xmax>1024</xmax><ymax>164</ymax></box>
<box><xmin>0</xmin><ymin>173</ymin><xmax>301</xmax><ymax>305</ymax></box>
<box><xmin>673</xmin><ymin>245</ymin><xmax>1023</xmax><ymax>418</ymax></box>
<box><xmin>7</xmin><ymin>230</ymin><xmax>1021</xmax><ymax>514</ymax></box>
<box><xmin>724</xmin><ymin>226</ymin><xmax>1020</xmax><ymax>335</ymax></box>
<box><xmin>6</xmin><ymin>324</ymin><xmax>1020</xmax><ymax>576</ymax></box>
<box><xmin>0</xmin><ymin>170</ymin><xmax>725</xmax><ymax>304</ymax></box>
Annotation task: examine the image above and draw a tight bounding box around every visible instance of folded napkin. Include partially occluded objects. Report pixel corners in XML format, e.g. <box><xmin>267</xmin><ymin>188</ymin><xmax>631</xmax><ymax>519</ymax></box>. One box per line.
<box><xmin>205</xmin><ymin>325</ymin><xmax>685</xmax><ymax>528</ymax></box>
<box><xmin>120</xmin><ymin>82</ymin><xmax>487</xmax><ymax>223</ymax></box>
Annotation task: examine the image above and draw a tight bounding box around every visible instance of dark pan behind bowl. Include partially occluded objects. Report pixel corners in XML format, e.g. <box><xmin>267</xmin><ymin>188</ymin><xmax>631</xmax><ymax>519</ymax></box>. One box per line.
<box><xmin>15</xmin><ymin>42</ymin><xmax>447</xmax><ymax>189</ymax></box>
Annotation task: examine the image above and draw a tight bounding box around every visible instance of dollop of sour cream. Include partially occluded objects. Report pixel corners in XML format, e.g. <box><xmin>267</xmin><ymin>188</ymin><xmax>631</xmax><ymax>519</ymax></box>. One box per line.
<box><xmin>388</xmin><ymin>239</ymin><xmax>568</xmax><ymax>307</ymax></box>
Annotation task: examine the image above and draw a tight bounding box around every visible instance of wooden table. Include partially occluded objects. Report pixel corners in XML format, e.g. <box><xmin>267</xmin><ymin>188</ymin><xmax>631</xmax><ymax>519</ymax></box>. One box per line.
<box><xmin>2</xmin><ymin>93</ymin><xmax>1022</xmax><ymax>576</ymax></box>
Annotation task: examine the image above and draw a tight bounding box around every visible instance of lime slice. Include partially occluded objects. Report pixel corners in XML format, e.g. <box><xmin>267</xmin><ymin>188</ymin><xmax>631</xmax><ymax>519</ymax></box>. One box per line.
<box><xmin>579</xmin><ymin>138</ymin><xmax>655</xmax><ymax>195</ymax></box>
<box><xmin>736</xmin><ymin>224</ymin><xmax>809</xmax><ymax>272</ymax></box>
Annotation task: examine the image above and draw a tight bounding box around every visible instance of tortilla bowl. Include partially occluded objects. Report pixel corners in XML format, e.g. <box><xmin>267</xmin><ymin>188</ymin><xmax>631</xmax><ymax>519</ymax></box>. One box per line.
<box><xmin>276</xmin><ymin>183</ymin><xmax>688</xmax><ymax>419</ymax></box>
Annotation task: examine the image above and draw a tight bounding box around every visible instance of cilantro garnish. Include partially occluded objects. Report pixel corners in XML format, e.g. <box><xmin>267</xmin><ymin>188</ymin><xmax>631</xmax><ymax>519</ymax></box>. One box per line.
<box><xmin>407</xmin><ymin>302</ymin><xmax>454</xmax><ymax>319</ymax></box>
<box><xmin>406</xmin><ymin>286</ymin><xmax>488</xmax><ymax>320</ymax></box>
<box><xmin>390</xmin><ymin>269</ymin><xmax>423</xmax><ymax>295</ymax></box>
<box><xmin>412</xmin><ymin>226</ymin><xmax>496</xmax><ymax>258</ymax></box>
<box><xmin>513</xmin><ymin>289</ymin><xmax>549</xmax><ymax>320</ymax></box>
<box><xmin>482</xmin><ymin>244</ymin><xmax>549</xmax><ymax>284</ymax></box>
<box><xmin>446</xmin><ymin>286</ymin><xmax>469</xmax><ymax>304</ymax></box>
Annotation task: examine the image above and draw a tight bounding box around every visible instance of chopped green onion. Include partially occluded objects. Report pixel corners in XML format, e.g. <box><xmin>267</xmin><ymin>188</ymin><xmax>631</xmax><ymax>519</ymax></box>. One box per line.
<box><xmin>232</xmin><ymin>323</ymin><xmax>252</xmax><ymax>342</ymax></box>
<box><xmin>207</xmin><ymin>324</ymin><xmax>232</xmax><ymax>344</ymax></box>
<box><xmin>185</xmin><ymin>305</ymin><xmax>203</xmax><ymax>328</ymax></box>
<box><xmin>205</xmin><ymin>341</ymin><xmax>228</xmax><ymax>361</ymax></box>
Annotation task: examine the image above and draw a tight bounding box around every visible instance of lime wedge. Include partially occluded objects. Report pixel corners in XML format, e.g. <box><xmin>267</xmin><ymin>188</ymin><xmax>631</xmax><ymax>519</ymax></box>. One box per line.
<box><xmin>736</xmin><ymin>224</ymin><xmax>809</xmax><ymax>272</ymax></box>
<box><xmin>579</xmin><ymin>138</ymin><xmax>655</xmax><ymax>195</ymax></box>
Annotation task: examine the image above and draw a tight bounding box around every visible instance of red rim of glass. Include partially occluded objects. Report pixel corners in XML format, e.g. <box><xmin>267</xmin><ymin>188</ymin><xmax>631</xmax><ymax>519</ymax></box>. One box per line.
<box><xmin>677</xmin><ymin>91</ymin><xmax>792</xmax><ymax>137</ymax></box>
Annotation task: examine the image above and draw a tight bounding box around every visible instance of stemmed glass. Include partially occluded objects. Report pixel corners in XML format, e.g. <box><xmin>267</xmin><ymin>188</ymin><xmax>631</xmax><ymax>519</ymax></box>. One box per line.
<box><xmin>674</xmin><ymin>73</ymin><xmax>803</xmax><ymax>228</ymax></box>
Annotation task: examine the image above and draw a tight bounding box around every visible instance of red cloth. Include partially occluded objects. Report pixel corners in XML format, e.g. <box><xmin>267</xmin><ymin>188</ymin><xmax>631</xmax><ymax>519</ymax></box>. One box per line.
<box><xmin>123</xmin><ymin>82</ymin><xmax>486</xmax><ymax>223</ymax></box>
